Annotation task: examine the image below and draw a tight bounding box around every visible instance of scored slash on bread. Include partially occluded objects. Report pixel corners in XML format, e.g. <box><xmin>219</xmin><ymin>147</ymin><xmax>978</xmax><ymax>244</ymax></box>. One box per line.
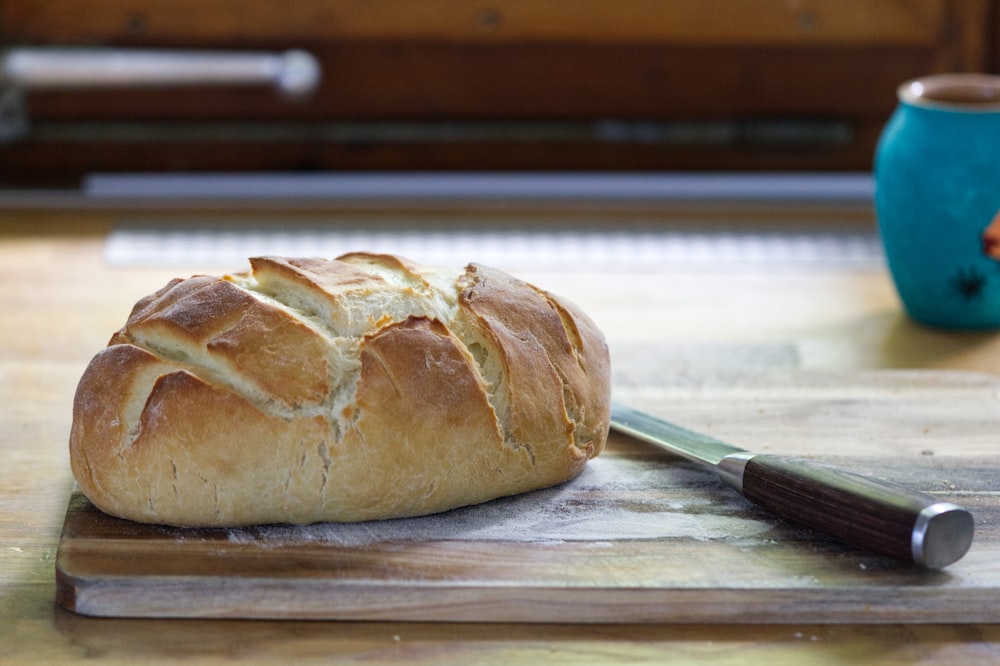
<box><xmin>70</xmin><ymin>253</ymin><xmax>611</xmax><ymax>527</ymax></box>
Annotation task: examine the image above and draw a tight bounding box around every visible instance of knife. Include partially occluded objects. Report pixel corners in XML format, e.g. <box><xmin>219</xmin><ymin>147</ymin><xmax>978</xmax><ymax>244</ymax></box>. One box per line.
<box><xmin>609</xmin><ymin>401</ymin><xmax>974</xmax><ymax>568</ymax></box>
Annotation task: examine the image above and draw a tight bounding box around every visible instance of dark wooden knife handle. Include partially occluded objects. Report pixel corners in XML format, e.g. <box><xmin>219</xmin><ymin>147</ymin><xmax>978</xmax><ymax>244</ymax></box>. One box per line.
<box><xmin>731</xmin><ymin>454</ymin><xmax>974</xmax><ymax>568</ymax></box>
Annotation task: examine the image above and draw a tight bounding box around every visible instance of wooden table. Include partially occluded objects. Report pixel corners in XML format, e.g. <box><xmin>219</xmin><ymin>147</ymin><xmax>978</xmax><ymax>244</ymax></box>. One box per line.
<box><xmin>4</xmin><ymin>202</ymin><xmax>1000</xmax><ymax>663</ymax></box>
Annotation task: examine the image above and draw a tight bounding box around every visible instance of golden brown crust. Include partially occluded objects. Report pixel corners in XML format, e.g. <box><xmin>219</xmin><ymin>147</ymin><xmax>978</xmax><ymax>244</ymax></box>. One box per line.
<box><xmin>69</xmin><ymin>253</ymin><xmax>611</xmax><ymax>526</ymax></box>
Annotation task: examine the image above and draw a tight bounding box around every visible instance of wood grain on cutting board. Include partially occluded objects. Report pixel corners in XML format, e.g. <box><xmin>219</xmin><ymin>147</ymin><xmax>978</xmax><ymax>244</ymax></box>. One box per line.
<box><xmin>55</xmin><ymin>370</ymin><xmax>1000</xmax><ymax>623</ymax></box>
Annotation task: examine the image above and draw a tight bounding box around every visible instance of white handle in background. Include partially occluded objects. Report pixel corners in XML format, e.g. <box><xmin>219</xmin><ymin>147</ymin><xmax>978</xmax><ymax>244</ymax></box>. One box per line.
<box><xmin>0</xmin><ymin>47</ymin><xmax>321</xmax><ymax>99</ymax></box>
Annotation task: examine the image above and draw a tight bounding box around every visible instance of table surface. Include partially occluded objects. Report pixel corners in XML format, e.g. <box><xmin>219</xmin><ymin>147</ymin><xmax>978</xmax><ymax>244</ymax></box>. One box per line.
<box><xmin>4</xmin><ymin>202</ymin><xmax>1000</xmax><ymax>664</ymax></box>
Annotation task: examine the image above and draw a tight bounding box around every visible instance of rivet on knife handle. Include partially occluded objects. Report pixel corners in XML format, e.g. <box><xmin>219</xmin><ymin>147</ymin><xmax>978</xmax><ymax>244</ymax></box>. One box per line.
<box><xmin>610</xmin><ymin>401</ymin><xmax>975</xmax><ymax>568</ymax></box>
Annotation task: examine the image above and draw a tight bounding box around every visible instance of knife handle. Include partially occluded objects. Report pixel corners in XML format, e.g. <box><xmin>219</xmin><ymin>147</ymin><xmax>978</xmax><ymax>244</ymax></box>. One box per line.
<box><xmin>717</xmin><ymin>453</ymin><xmax>974</xmax><ymax>568</ymax></box>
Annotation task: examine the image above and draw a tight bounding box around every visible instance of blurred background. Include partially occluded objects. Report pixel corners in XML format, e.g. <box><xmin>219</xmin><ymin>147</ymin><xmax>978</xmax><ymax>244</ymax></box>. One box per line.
<box><xmin>1</xmin><ymin>0</ymin><xmax>995</xmax><ymax>188</ymax></box>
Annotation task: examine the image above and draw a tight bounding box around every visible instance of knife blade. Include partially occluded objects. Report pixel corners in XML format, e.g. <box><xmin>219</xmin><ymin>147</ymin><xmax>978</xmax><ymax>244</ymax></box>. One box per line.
<box><xmin>609</xmin><ymin>401</ymin><xmax>974</xmax><ymax>569</ymax></box>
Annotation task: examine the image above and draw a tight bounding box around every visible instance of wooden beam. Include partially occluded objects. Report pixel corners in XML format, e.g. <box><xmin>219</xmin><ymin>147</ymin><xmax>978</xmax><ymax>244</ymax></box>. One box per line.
<box><xmin>2</xmin><ymin>0</ymin><xmax>951</xmax><ymax>47</ymax></box>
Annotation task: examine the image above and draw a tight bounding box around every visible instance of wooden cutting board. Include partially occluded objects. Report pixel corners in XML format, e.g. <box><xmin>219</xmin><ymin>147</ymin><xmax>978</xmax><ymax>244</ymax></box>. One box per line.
<box><xmin>55</xmin><ymin>370</ymin><xmax>1000</xmax><ymax>623</ymax></box>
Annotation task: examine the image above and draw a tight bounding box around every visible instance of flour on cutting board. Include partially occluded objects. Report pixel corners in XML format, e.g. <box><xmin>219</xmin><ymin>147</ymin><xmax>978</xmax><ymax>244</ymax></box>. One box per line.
<box><xmin>221</xmin><ymin>455</ymin><xmax>772</xmax><ymax>549</ymax></box>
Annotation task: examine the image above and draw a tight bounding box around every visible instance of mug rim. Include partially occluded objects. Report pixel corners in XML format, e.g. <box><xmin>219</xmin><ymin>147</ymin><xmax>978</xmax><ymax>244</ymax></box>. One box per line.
<box><xmin>898</xmin><ymin>73</ymin><xmax>1000</xmax><ymax>112</ymax></box>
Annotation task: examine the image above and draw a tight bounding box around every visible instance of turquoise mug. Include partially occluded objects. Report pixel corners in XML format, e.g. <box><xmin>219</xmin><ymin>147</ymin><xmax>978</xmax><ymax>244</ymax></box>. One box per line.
<box><xmin>874</xmin><ymin>73</ymin><xmax>1000</xmax><ymax>329</ymax></box>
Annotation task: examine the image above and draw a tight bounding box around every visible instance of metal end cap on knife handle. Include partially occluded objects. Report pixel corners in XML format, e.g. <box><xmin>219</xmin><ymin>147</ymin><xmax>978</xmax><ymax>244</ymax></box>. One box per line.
<box><xmin>912</xmin><ymin>503</ymin><xmax>975</xmax><ymax>569</ymax></box>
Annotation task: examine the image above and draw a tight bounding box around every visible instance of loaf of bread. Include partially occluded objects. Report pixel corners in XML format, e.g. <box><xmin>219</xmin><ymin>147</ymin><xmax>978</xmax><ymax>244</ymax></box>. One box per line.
<box><xmin>70</xmin><ymin>253</ymin><xmax>611</xmax><ymax>527</ymax></box>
